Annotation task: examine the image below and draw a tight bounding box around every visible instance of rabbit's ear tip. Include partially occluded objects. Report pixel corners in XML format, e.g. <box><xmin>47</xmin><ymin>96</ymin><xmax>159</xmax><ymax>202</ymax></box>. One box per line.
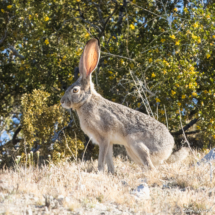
<box><xmin>83</xmin><ymin>38</ymin><xmax>100</xmax><ymax>77</ymax></box>
<box><xmin>86</xmin><ymin>38</ymin><xmax>100</xmax><ymax>47</ymax></box>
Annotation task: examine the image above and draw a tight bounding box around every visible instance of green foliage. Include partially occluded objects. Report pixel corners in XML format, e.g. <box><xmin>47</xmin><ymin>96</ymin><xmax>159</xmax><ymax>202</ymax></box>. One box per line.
<box><xmin>21</xmin><ymin>89</ymin><xmax>84</xmax><ymax>162</ymax></box>
<box><xmin>0</xmin><ymin>0</ymin><xmax>215</xmax><ymax>161</ymax></box>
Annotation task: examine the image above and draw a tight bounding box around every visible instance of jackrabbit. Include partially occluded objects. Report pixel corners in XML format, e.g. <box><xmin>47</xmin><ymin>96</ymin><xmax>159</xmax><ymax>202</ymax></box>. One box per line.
<box><xmin>61</xmin><ymin>38</ymin><xmax>188</xmax><ymax>173</ymax></box>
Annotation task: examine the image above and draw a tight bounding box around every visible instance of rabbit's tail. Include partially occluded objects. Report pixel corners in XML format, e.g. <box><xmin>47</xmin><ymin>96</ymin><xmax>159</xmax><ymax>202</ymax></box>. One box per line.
<box><xmin>166</xmin><ymin>147</ymin><xmax>189</xmax><ymax>164</ymax></box>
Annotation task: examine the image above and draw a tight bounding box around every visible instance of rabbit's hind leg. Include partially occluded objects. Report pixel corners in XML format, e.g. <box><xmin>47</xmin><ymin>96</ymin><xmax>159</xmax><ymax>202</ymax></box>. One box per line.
<box><xmin>105</xmin><ymin>144</ymin><xmax>114</xmax><ymax>174</ymax></box>
<box><xmin>128</xmin><ymin>141</ymin><xmax>156</xmax><ymax>171</ymax></box>
<box><xmin>125</xmin><ymin>146</ymin><xmax>142</xmax><ymax>166</ymax></box>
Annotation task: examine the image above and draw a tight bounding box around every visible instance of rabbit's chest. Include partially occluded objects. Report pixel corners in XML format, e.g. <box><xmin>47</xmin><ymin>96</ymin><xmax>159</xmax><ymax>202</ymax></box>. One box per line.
<box><xmin>78</xmin><ymin>114</ymin><xmax>100</xmax><ymax>145</ymax></box>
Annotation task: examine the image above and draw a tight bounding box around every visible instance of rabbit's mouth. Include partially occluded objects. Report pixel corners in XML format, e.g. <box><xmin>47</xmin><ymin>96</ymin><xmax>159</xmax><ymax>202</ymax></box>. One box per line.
<box><xmin>61</xmin><ymin>102</ymin><xmax>71</xmax><ymax>109</ymax></box>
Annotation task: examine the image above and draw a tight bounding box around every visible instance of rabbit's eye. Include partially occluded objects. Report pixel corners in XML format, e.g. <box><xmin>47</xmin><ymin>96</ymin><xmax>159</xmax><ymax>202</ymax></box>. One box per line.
<box><xmin>73</xmin><ymin>88</ymin><xmax>79</xmax><ymax>93</ymax></box>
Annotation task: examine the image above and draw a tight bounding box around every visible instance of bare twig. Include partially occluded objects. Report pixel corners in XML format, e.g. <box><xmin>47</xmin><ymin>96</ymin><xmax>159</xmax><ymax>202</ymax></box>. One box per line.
<box><xmin>63</xmin><ymin>131</ymin><xmax>77</xmax><ymax>162</ymax></box>
<box><xmin>101</xmin><ymin>51</ymin><xmax>136</xmax><ymax>62</ymax></box>
<box><xmin>164</xmin><ymin>105</ymin><xmax>168</xmax><ymax>129</ymax></box>
<box><xmin>82</xmin><ymin>138</ymin><xmax>91</xmax><ymax>162</ymax></box>
<box><xmin>179</xmin><ymin>108</ymin><xmax>198</xmax><ymax>161</ymax></box>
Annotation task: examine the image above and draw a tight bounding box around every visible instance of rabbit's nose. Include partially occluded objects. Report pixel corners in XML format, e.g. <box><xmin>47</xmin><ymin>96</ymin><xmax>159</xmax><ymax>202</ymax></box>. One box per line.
<box><xmin>60</xmin><ymin>98</ymin><xmax>64</xmax><ymax>104</ymax></box>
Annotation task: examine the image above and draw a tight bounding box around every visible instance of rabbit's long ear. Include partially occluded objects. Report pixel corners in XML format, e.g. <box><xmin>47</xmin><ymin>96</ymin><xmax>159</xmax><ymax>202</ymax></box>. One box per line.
<box><xmin>79</xmin><ymin>38</ymin><xmax>100</xmax><ymax>79</ymax></box>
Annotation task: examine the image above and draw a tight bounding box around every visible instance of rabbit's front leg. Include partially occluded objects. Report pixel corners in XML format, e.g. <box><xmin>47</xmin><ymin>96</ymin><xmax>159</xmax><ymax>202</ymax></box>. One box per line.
<box><xmin>98</xmin><ymin>140</ymin><xmax>110</xmax><ymax>172</ymax></box>
<box><xmin>105</xmin><ymin>144</ymin><xmax>114</xmax><ymax>174</ymax></box>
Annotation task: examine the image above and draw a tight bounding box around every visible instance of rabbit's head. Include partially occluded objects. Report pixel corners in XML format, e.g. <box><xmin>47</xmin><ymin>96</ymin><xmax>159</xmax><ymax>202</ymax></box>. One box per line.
<box><xmin>61</xmin><ymin>38</ymin><xmax>100</xmax><ymax>110</ymax></box>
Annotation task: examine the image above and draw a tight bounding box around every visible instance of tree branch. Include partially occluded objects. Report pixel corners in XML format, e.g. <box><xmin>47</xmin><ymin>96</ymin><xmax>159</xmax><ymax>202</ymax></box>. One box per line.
<box><xmin>12</xmin><ymin>126</ymin><xmax>22</xmax><ymax>145</ymax></box>
<box><xmin>8</xmin><ymin>45</ymin><xmax>25</xmax><ymax>59</ymax></box>
<box><xmin>98</xmin><ymin>0</ymin><xmax>118</xmax><ymax>37</ymax></box>
<box><xmin>0</xmin><ymin>30</ymin><xmax>7</xmax><ymax>45</ymax></box>
<box><xmin>172</xmin><ymin>118</ymin><xmax>200</xmax><ymax>135</ymax></box>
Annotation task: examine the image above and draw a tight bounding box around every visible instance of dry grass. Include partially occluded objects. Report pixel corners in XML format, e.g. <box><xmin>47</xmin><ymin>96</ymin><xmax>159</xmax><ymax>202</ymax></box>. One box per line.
<box><xmin>0</xmin><ymin>151</ymin><xmax>215</xmax><ymax>214</ymax></box>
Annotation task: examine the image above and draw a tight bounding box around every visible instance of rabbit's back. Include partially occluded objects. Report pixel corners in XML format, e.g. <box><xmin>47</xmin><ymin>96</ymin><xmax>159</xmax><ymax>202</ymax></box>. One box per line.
<box><xmin>77</xmin><ymin>93</ymin><xmax>174</xmax><ymax>153</ymax></box>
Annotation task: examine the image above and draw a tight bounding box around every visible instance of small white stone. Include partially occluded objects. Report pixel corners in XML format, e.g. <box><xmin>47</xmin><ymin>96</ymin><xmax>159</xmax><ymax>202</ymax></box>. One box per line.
<box><xmin>34</xmin><ymin>197</ymin><xmax>39</xmax><ymax>202</ymax></box>
<box><xmin>130</xmin><ymin>183</ymin><xmax>150</xmax><ymax>200</ymax></box>
<box><xmin>57</xmin><ymin>195</ymin><xmax>64</xmax><ymax>200</ymax></box>
<box><xmin>65</xmin><ymin>196</ymin><xmax>70</xmax><ymax>203</ymax></box>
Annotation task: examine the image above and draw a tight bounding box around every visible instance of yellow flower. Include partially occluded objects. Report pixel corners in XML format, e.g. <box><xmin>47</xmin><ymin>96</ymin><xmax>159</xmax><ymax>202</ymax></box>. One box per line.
<box><xmin>204</xmin><ymin>90</ymin><xmax>208</xmax><ymax>94</ymax></box>
<box><xmin>29</xmin><ymin>15</ymin><xmax>32</xmax><ymax>20</ymax></box>
<box><xmin>44</xmin><ymin>17</ymin><xmax>49</xmax><ymax>22</ymax></box>
<box><xmin>85</xmin><ymin>33</ymin><xmax>90</xmax><ymax>38</ymax></box>
<box><xmin>184</xmin><ymin>8</ymin><xmax>188</xmax><ymax>13</ymax></box>
<box><xmin>197</xmin><ymin>38</ymin><xmax>201</xmax><ymax>43</ymax></box>
<box><xmin>192</xmin><ymin>34</ymin><xmax>197</xmax><ymax>40</ymax></box>
<box><xmin>7</xmin><ymin>5</ymin><xmax>12</xmax><ymax>9</ymax></box>
<box><xmin>45</xmin><ymin>39</ymin><xmax>49</xmax><ymax>45</ymax></box>
<box><xmin>175</xmin><ymin>41</ymin><xmax>180</xmax><ymax>46</ymax></box>
<box><xmin>206</xmin><ymin>15</ymin><xmax>210</xmax><ymax>19</ymax></box>
<box><xmin>170</xmin><ymin>35</ymin><xmax>176</xmax><ymax>39</ymax></box>
<box><xmin>174</xmin><ymin>8</ymin><xmax>178</xmax><ymax>12</ymax></box>
<box><xmin>155</xmin><ymin>98</ymin><xmax>160</xmax><ymax>103</ymax></box>
<box><xmin>213</xmin><ymin>35</ymin><xmax>215</xmax><ymax>39</ymax></box>
<box><xmin>163</xmin><ymin>60</ymin><xmax>170</xmax><ymax>67</ymax></box>
<box><xmin>192</xmin><ymin>92</ymin><xmax>197</xmax><ymax>96</ymax></box>
<box><xmin>130</xmin><ymin>24</ymin><xmax>135</xmax><ymax>30</ymax></box>
<box><xmin>108</xmin><ymin>71</ymin><xmax>113</xmax><ymax>74</ymax></box>
<box><xmin>104</xmin><ymin>60</ymin><xmax>107</xmax><ymax>64</ymax></box>
<box><xmin>182</xmin><ymin>95</ymin><xmax>186</xmax><ymax>99</ymax></box>
<box><xmin>206</xmin><ymin>53</ymin><xmax>210</xmax><ymax>59</ymax></box>
<box><xmin>196</xmin><ymin>125</ymin><xmax>200</xmax><ymax>130</ymax></box>
<box><xmin>151</xmin><ymin>73</ymin><xmax>156</xmax><ymax>78</ymax></box>
<box><xmin>149</xmin><ymin>58</ymin><xmax>153</xmax><ymax>63</ymax></box>
<box><xmin>213</xmin><ymin>135</ymin><xmax>215</xmax><ymax>139</ymax></box>
<box><xmin>175</xmin><ymin>83</ymin><xmax>180</xmax><ymax>87</ymax></box>
<box><xmin>120</xmin><ymin>59</ymin><xmax>124</xmax><ymax>65</ymax></box>
<box><xmin>112</xmin><ymin>36</ymin><xmax>116</xmax><ymax>39</ymax></box>
<box><xmin>190</xmin><ymin>66</ymin><xmax>195</xmax><ymax>72</ymax></box>
<box><xmin>161</xmin><ymin>110</ymin><xmax>165</xmax><ymax>114</ymax></box>
<box><xmin>193</xmin><ymin>23</ymin><xmax>198</xmax><ymax>28</ymax></box>
<box><xmin>171</xmin><ymin>90</ymin><xmax>176</xmax><ymax>96</ymax></box>
<box><xmin>186</xmin><ymin>30</ymin><xmax>191</xmax><ymax>34</ymax></box>
<box><xmin>77</xmin><ymin>0</ymin><xmax>81</xmax><ymax>2</ymax></box>
<box><xmin>163</xmin><ymin>70</ymin><xmax>167</xmax><ymax>74</ymax></box>
<box><xmin>176</xmin><ymin>110</ymin><xmax>180</xmax><ymax>114</ymax></box>
<box><xmin>137</xmin><ymin>103</ymin><xmax>141</xmax><ymax>108</ymax></box>
<box><xmin>178</xmin><ymin>102</ymin><xmax>181</xmax><ymax>106</ymax></box>
<box><xmin>1</xmin><ymin>9</ymin><xmax>5</xmax><ymax>13</ymax></box>
<box><xmin>62</xmin><ymin>55</ymin><xmax>66</xmax><ymax>60</ymax></box>
<box><xmin>129</xmin><ymin>63</ymin><xmax>134</xmax><ymax>69</ymax></box>
<box><xmin>68</xmin><ymin>76</ymin><xmax>73</xmax><ymax>81</ymax></box>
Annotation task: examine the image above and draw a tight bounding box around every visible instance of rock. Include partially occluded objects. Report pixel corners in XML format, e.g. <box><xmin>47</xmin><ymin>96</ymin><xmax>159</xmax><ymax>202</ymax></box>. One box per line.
<box><xmin>130</xmin><ymin>183</ymin><xmax>150</xmax><ymax>200</ymax></box>
<box><xmin>197</xmin><ymin>148</ymin><xmax>215</xmax><ymax>165</ymax></box>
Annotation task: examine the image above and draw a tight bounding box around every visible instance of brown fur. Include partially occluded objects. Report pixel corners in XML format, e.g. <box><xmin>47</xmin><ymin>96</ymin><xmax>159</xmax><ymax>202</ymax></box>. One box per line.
<box><xmin>61</xmin><ymin>38</ymin><xmax>188</xmax><ymax>173</ymax></box>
